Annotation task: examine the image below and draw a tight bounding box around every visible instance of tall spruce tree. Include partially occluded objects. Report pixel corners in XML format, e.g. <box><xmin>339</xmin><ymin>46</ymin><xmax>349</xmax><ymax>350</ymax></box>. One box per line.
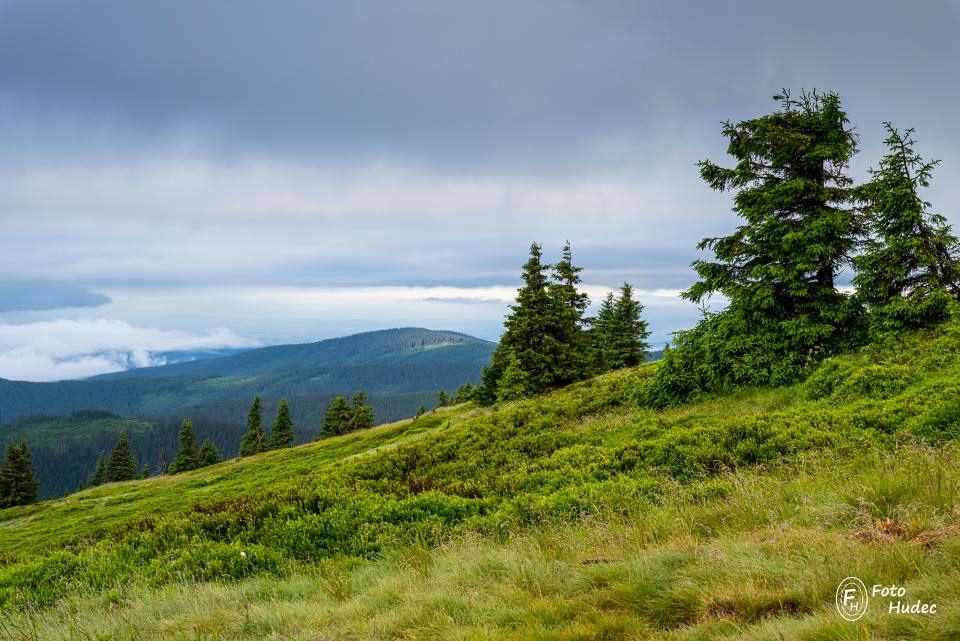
<box><xmin>607</xmin><ymin>283</ymin><xmax>650</xmax><ymax>368</ymax></box>
<box><xmin>197</xmin><ymin>439</ymin><xmax>222</xmax><ymax>467</ymax></box>
<box><xmin>105</xmin><ymin>431</ymin><xmax>138</xmax><ymax>482</ymax></box>
<box><xmin>321</xmin><ymin>396</ymin><xmax>353</xmax><ymax>437</ymax></box>
<box><xmin>0</xmin><ymin>440</ymin><xmax>39</xmax><ymax>507</ymax></box>
<box><xmin>88</xmin><ymin>453</ymin><xmax>108</xmax><ymax>487</ymax></box>
<box><xmin>853</xmin><ymin>123</ymin><xmax>960</xmax><ymax>336</ymax></box>
<box><xmin>551</xmin><ymin>241</ymin><xmax>590</xmax><ymax>316</ymax></box>
<box><xmin>239</xmin><ymin>395</ymin><xmax>267</xmax><ymax>456</ymax></box>
<box><xmin>350</xmin><ymin>391</ymin><xmax>374</xmax><ymax>431</ymax></box>
<box><xmin>550</xmin><ymin>241</ymin><xmax>591</xmax><ymax>380</ymax></box>
<box><xmin>271</xmin><ymin>398</ymin><xmax>295</xmax><ymax>449</ymax></box>
<box><xmin>589</xmin><ymin>292</ymin><xmax>617</xmax><ymax>372</ymax></box>
<box><xmin>437</xmin><ymin>388</ymin><xmax>449</xmax><ymax>407</ymax></box>
<box><xmin>481</xmin><ymin>243</ymin><xmax>585</xmax><ymax>402</ymax></box>
<box><xmin>674</xmin><ymin>90</ymin><xmax>862</xmax><ymax>392</ymax></box>
<box><xmin>167</xmin><ymin>420</ymin><xmax>199</xmax><ymax>474</ymax></box>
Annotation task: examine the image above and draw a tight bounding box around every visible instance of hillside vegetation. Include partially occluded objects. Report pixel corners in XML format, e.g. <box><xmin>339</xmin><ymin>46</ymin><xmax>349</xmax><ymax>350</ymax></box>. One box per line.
<box><xmin>3</xmin><ymin>317</ymin><xmax>960</xmax><ymax>638</ymax></box>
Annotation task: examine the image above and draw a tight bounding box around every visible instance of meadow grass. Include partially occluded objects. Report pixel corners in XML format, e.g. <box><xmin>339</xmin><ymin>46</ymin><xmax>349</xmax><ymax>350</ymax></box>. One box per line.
<box><xmin>3</xmin><ymin>321</ymin><xmax>960</xmax><ymax>637</ymax></box>
<box><xmin>0</xmin><ymin>408</ymin><xmax>468</xmax><ymax>560</ymax></box>
<box><xmin>2</xmin><ymin>446</ymin><xmax>958</xmax><ymax>640</ymax></box>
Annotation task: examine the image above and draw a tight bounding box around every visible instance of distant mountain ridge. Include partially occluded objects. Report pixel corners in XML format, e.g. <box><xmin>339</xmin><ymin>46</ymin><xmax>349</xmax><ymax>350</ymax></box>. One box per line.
<box><xmin>90</xmin><ymin>328</ymin><xmax>495</xmax><ymax>380</ymax></box>
<box><xmin>0</xmin><ymin>328</ymin><xmax>496</xmax><ymax>423</ymax></box>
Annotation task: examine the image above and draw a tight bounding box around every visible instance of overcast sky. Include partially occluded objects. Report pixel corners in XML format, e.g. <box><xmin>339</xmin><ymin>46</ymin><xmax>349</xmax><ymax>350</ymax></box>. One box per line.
<box><xmin>2</xmin><ymin>0</ymin><xmax>959</xmax><ymax>380</ymax></box>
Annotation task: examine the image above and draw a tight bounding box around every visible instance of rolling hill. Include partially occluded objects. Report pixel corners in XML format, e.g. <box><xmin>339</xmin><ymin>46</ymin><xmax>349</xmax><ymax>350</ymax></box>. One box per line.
<box><xmin>0</xmin><ymin>328</ymin><xmax>496</xmax><ymax>499</ymax></box>
<box><xmin>0</xmin><ymin>328</ymin><xmax>495</xmax><ymax>422</ymax></box>
<box><xmin>2</xmin><ymin>320</ymin><xmax>960</xmax><ymax>638</ymax></box>
<box><xmin>90</xmin><ymin>327</ymin><xmax>495</xmax><ymax>380</ymax></box>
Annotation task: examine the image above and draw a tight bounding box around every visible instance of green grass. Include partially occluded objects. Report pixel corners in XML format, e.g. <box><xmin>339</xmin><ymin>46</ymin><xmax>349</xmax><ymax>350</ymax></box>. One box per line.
<box><xmin>3</xmin><ymin>321</ymin><xmax>960</xmax><ymax>638</ymax></box>
<box><xmin>3</xmin><ymin>446</ymin><xmax>959</xmax><ymax>640</ymax></box>
<box><xmin>0</xmin><ymin>408</ymin><xmax>467</xmax><ymax>561</ymax></box>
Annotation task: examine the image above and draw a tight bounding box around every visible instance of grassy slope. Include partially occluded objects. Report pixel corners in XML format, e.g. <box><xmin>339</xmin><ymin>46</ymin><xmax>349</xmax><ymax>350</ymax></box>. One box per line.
<box><xmin>4</xmin><ymin>321</ymin><xmax>960</xmax><ymax>639</ymax></box>
<box><xmin>7</xmin><ymin>448</ymin><xmax>959</xmax><ymax>641</ymax></box>
<box><xmin>0</xmin><ymin>408</ymin><xmax>473</xmax><ymax>560</ymax></box>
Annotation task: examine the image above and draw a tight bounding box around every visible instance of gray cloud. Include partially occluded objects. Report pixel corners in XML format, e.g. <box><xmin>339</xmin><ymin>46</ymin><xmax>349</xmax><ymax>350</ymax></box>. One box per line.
<box><xmin>0</xmin><ymin>1</ymin><xmax>958</xmax><ymax>357</ymax></box>
<box><xmin>2</xmin><ymin>1</ymin><xmax>957</xmax><ymax>168</ymax></box>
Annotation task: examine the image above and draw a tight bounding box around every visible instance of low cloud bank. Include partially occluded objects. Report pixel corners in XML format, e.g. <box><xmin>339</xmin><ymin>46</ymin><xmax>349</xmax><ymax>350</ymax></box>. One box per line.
<box><xmin>0</xmin><ymin>318</ymin><xmax>260</xmax><ymax>381</ymax></box>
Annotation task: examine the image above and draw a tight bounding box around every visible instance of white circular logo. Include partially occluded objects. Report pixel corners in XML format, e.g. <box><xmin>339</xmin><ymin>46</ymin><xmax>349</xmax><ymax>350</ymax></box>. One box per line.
<box><xmin>836</xmin><ymin>576</ymin><xmax>869</xmax><ymax>621</ymax></box>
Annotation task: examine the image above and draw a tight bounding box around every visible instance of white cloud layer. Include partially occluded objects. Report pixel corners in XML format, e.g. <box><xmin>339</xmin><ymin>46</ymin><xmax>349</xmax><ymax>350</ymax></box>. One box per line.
<box><xmin>0</xmin><ymin>318</ymin><xmax>260</xmax><ymax>382</ymax></box>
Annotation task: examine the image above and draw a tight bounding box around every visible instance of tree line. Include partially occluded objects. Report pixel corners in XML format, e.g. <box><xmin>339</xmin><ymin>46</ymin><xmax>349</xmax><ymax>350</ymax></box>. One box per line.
<box><xmin>2</xmin><ymin>390</ymin><xmax>382</xmax><ymax>506</ymax></box>
<box><xmin>473</xmin><ymin>241</ymin><xmax>650</xmax><ymax>403</ymax></box>
<box><xmin>237</xmin><ymin>391</ymin><xmax>376</xmax><ymax>452</ymax></box>
<box><xmin>84</xmin><ymin>424</ymin><xmax>223</xmax><ymax>487</ymax></box>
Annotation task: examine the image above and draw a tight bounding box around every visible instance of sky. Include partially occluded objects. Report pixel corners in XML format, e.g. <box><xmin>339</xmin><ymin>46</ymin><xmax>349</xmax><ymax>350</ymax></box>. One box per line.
<box><xmin>1</xmin><ymin>0</ymin><xmax>959</xmax><ymax>381</ymax></box>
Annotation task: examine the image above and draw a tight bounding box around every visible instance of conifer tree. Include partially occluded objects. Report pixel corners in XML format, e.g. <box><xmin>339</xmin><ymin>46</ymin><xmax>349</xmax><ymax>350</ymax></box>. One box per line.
<box><xmin>481</xmin><ymin>243</ymin><xmax>586</xmax><ymax>401</ymax></box>
<box><xmin>240</xmin><ymin>395</ymin><xmax>267</xmax><ymax>456</ymax></box>
<box><xmin>155</xmin><ymin>447</ymin><xmax>168</xmax><ymax>475</ymax></box>
<box><xmin>321</xmin><ymin>396</ymin><xmax>353</xmax><ymax>437</ymax></box>
<box><xmin>105</xmin><ymin>431</ymin><xmax>138</xmax><ymax>482</ymax></box>
<box><xmin>606</xmin><ymin>283</ymin><xmax>650</xmax><ymax>368</ymax></box>
<box><xmin>350</xmin><ymin>391</ymin><xmax>374</xmax><ymax>431</ymax></box>
<box><xmin>167</xmin><ymin>420</ymin><xmax>199</xmax><ymax>474</ymax></box>
<box><xmin>140</xmin><ymin>462</ymin><xmax>151</xmax><ymax>479</ymax></box>
<box><xmin>551</xmin><ymin>240</ymin><xmax>590</xmax><ymax>316</ymax></box>
<box><xmin>454</xmin><ymin>381</ymin><xmax>475</xmax><ymax>403</ymax></box>
<box><xmin>415</xmin><ymin>404</ymin><xmax>426</xmax><ymax>418</ymax></box>
<box><xmin>270</xmin><ymin>398</ymin><xmax>295</xmax><ymax>449</ymax></box>
<box><xmin>853</xmin><ymin>123</ymin><xmax>960</xmax><ymax>336</ymax></box>
<box><xmin>549</xmin><ymin>240</ymin><xmax>591</xmax><ymax>380</ymax></box>
<box><xmin>437</xmin><ymin>388</ymin><xmax>448</xmax><ymax>407</ymax></box>
<box><xmin>589</xmin><ymin>292</ymin><xmax>617</xmax><ymax>372</ymax></box>
<box><xmin>496</xmin><ymin>351</ymin><xmax>531</xmax><ymax>402</ymax></box>
<box><xmin>88</xmin><ymin>453</ymin><xmax>108</xmax><ymax>487</ymax></box>
<box><xmin>673</xmin><ymin>90</ymin><xmax>862</xmax><ymax>393</ymax></box>
<box><xmin>197</xmin><ymin>439</ymin><xmax>222</xmax><ymax>467</ymax></box>
<box><xmin>0</xmin><ymin>440</ymin><xmax>39</xmax><ymax>507</ymax></box>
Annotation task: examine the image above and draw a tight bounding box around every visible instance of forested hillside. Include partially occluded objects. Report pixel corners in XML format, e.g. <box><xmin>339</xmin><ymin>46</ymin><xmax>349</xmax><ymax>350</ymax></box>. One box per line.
<box><xmin>0</xmin><ymin>389</ymin><xmax>449</xmax><ymax>500</ymax></box>
<box><xmin>0</xmin><ymin>329</ymin><xmax>493</xmax><ymax>422</ymax></box>
<box><xmin>0</xmin><ymin>329</ymin><xmax>493</xmax><ymax>499</ymax></box>
<box><xmin>0</xmin><ymin>412</ymin><xmax>154</xmax><ymax>499</ymax></box>
<box><xmin>91</xmin><ymin>328</ymin><xmax>495</xmax><ymax>380</ymax></box>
